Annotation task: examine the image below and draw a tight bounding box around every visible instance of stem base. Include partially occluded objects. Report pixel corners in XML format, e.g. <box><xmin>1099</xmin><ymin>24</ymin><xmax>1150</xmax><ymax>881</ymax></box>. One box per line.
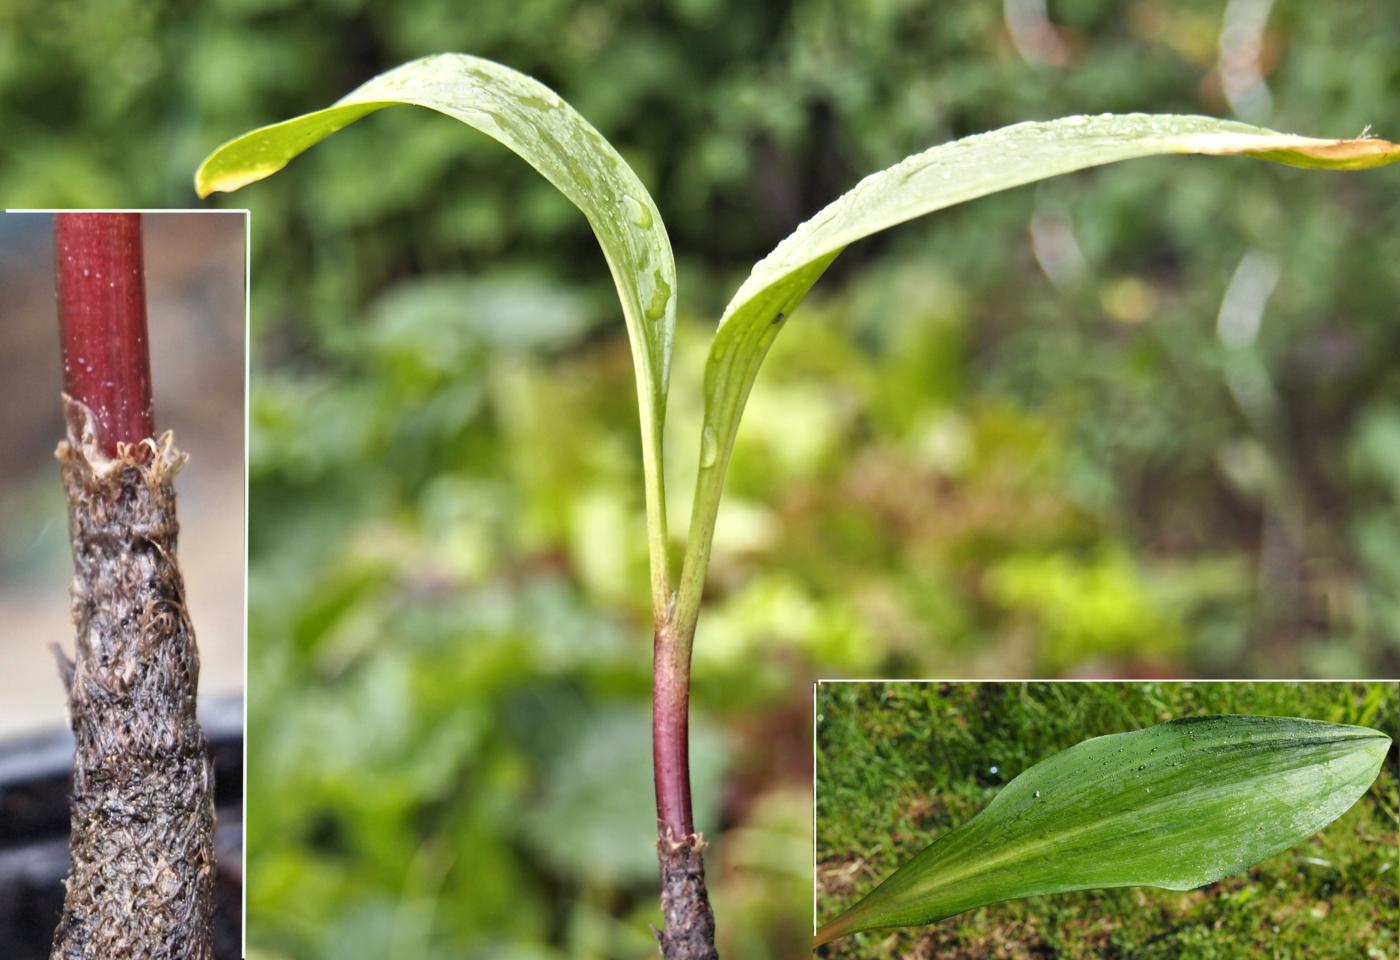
<box><xmin>50</xmin><ymin>398</ymin><xmax>215</xmax><ymax>960</ymax></box>
<box><xmin>656</xmin><ymin>830</ymin><xmax>718</xmax><ymax>960</ymax></box>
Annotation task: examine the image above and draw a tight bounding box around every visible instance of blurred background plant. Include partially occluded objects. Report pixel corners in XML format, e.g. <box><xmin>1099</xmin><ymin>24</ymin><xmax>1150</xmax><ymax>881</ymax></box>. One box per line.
<box><xmin>4</xmin><ymin>1</ymin><xmax>1398</xmax><ymax>957</ymax></box>
<box><xmin>815</xmin><ymin>681</ymin><xmax>1399</xmax><ymax>958</ymax></box>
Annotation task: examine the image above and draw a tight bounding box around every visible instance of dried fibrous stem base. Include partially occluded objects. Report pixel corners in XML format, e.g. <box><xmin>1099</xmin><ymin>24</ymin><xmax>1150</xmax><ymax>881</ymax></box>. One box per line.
<box><xmin>50</xmin><ymin>397</ymin><xmax>215</xmax><ymax>960</ymax></box>
<box><xmin>656</xmin><ymin>830</ymin><xmax>718</xmax><ymax>960</ymax></box>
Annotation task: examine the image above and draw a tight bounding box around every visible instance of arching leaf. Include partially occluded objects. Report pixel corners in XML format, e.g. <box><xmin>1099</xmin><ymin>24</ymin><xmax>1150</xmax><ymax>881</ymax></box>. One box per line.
<box><xmin>674</xmin><ymin>116</ymin><xmax>1398</xmax><ymax>632</ymax></box>
<box><xmin>196</xmin><ymin>53</ymin><xmax>678</xmax><ymax>612</ymax></box>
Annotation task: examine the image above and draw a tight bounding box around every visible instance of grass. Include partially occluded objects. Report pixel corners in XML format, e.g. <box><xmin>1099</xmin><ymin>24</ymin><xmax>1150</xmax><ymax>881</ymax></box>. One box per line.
<box><xmin>815</xmin><ymin>681</ymin><xmax>1399</xmax><ymax>959</ymax></box>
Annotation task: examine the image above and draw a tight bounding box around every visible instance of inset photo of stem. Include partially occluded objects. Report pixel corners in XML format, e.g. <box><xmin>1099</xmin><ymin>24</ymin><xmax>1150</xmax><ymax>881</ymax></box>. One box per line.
<box><xmin>815</xmin><ymin>681</ymin><xmax>1398</xmax><ymax>959</ymax></box>
<box><xmin>0</xmin><ymin>211</ymin><xmax>245</xmax><ymax>959</ymax></box>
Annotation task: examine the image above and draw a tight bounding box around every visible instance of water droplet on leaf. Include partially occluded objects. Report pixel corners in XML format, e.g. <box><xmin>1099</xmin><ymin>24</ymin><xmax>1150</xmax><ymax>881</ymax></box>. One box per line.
<box><xmin>699</xmin><ymin>425</ymin><xmax>719</xmax><ymax>468</ymax></box>
<box><xmin>644</xmin><ymin>270</ymin><xmax>671</xmax><ymax>322</ymax></box>
<box><xmin>622</xmin><ymin>194</ymin><xmax>653</xmax><ymax>228</ymax></box>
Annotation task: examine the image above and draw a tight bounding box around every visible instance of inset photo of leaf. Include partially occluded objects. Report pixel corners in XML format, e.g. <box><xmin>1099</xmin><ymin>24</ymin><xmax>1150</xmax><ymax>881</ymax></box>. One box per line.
<box><xmin>814</xmin><ymin>681</ymin><xmax>1398</xmax><ymax>959</ymax></box>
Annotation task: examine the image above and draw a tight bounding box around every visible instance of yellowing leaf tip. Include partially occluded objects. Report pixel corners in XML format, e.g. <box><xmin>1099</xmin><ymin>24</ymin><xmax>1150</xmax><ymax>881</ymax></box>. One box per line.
<box><xmin>194</xmin><ymin>159</ymin><xmax>285</xmax><ymax>198</ymax></box>
<box><xmin>1283</xmin><ymin>134</ymin><xmax>1400</xmax><ymax>169</ymax></box>
<box><xmin>1175</xmin><ymin>129</ymin><xmax>1400</xmax><ymax>170</ymax></box>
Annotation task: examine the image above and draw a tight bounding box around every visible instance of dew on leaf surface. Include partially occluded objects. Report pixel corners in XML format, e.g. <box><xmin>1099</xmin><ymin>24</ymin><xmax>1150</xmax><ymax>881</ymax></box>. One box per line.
<box><xmin>621</xmin><ymin>194</ymin><xmax>653</xmax><ymax>229</ymax></box>
<box><xmin>699</xmin><ymin>425</ymin><xmax>719</xmax><ymax>468</ymax></box>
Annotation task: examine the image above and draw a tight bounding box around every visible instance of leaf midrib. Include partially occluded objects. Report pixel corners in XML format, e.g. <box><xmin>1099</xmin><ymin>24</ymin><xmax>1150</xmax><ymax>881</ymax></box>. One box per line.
<box><xmin>885</xmin><ymin>734</ymin><xmax>1383</xmax><ymax>911</ymax></box>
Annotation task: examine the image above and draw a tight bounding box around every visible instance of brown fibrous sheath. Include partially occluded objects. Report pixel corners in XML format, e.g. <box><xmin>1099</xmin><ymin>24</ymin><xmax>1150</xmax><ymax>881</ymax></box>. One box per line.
<box><xmin>49</xmin><ymin>399</ymin><xmax>216</xmax><ymax>960</ymax></box>
<box><xmin>657</xmin><ymin>831</ymin><xmax>718</xmax><ymax>960</ymax></box>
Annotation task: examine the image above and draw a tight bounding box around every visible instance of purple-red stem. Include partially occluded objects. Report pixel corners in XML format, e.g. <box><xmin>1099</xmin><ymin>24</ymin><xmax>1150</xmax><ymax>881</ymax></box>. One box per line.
<box><xmin>653</xmin><ymin>622</ymin><xmax>695</xmax><ymax>839</ymax></box>
<box><xmin>55</xmin><ymin>213</ymin><xmax>154</xmax><ymax>453</ymax></box>
<box><xmin>653</xmin><ymin>620</ymin><xmax>716</xmax><ymax>960</ymax></box>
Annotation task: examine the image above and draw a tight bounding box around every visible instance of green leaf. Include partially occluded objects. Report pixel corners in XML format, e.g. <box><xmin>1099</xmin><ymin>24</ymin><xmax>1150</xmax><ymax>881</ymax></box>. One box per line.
<box><xmin>674</xmin><ymin>115</ymin><xmax>1398</xmax><ymax>638</ymax></box>
<box><xmin>195</xmin><ymin>53</ymin><xmax>678</xmax><ymax>614</ymax></box>
<box><xmin>816</xmin><ymin>715</ymin><xmax>1391</xmax><ymax>945</ymax></box>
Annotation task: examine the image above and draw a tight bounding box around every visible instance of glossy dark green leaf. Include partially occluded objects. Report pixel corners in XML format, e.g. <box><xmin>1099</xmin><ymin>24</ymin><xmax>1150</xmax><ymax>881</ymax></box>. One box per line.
<box><xmin>817</xmin><ymin>715</ymin><xmax>1390</xmax><ymax>945</ymax></box>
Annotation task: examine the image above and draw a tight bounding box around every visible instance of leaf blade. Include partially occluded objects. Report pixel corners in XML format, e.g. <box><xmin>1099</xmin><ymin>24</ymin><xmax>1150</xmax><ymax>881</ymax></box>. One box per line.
<box><xmin>724</xmin><ymin>116</ymin><xmax>1397</xmax><ymax>330</ymax></box>
<box><xmin>195</xmin><ymin>53</ymin><xmax>678</xmax><ymax>613</ymax></box>
<box><xmin>817</xmin><ymin>715</ymin><xmax>1391</xmax><ymax>943</ymax></box>
<box><xmin>674</xmin><ymin>115</ymin><xmax>1398</xmax><ymax>638</ymax></box>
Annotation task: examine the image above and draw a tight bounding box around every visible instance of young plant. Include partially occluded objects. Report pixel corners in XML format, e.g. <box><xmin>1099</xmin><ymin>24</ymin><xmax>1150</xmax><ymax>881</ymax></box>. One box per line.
<box><xmin>195</xmin><ymin>54</ymin><xmax>1398</xmax><ymax>957</ymax></box>
<box><xmin>51</xmin><ymin>213</ymin><xmax>215</xmax><ymax>958</ymax></box>
<box><xmin>814</xmin><ymin>715</ymin><xmax>1391</xmax><ymax>947</ymax></box>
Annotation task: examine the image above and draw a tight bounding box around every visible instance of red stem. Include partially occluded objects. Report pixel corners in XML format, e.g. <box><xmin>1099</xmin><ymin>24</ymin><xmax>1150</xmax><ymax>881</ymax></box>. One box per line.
<box><xmin>55</xmin><ymin>213</ymin><xmax>154</xmax><ymax>455</ymax></box>
<box><xmin>653</xmin><ymin>622</ymin><xmax>695</xmax><ymax>838</ymax></box>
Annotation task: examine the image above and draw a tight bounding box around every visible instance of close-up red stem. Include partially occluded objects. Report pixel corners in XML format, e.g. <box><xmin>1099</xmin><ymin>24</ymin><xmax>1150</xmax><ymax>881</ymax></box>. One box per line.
<box><xmin>54</xmin><ymin>212</ymin><xmax>154</xmax><ymax>454</ymax></box>
<box><xmin>653</xmin><ymin>622</ymin><xmax>695</xmax><ymax>840</ymax></box>
<box><xmin>653</xmin><ymin>620</ymin><xmax>717</xmax><ymax>960</ymax></box>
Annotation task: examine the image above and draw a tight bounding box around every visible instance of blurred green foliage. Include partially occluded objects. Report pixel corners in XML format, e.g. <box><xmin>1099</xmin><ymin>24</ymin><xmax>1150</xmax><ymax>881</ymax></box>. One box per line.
<box><xmin>6</xmin><ymin>0</ymin><xmax>1400</xmax><ymax>956</ymax></box>
<box><xmin>816</xmin><ymin>681</ymin><xmax>1400</xmax><ymax>958</ymax></box>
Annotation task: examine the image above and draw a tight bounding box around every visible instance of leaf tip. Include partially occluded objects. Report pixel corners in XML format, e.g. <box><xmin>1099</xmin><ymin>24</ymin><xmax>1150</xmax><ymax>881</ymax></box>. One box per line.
<box><xmin>1361</xmin><ymin>726</ymin><xmax>1393</xmax><ymax>755</ymax></box>
<box><xmin>1180</xmin><ymin>129</ymin><xmax>1400</xmax><ymax>170</ymax></box>
<box><xmin>194</xmin><ymin>155</ymin><xmax>283</xmax><ymax>198</ymax></box>
<box><xmin>1272</xmin><ymin>133</ymin><xmax>1400</xmax><ymax>170</ymax></box>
